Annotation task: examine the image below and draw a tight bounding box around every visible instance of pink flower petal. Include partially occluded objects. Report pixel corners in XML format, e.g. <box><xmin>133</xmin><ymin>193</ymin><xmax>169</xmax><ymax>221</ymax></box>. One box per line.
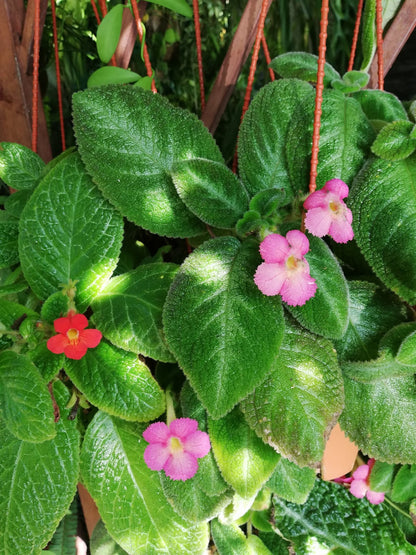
<box><xmin>80</xmin><ymin>328</ymin><xmax>102</xmax><ymax>348</ymax></box>
<box><xmin>328</xmin><ymin>219</ymin><xmax>354</xmax><ymax>244</ymax></box>
<box><xmin>54</xmin><ymin>317</ymin><xmax>71</xmax><ymax>334</ymax></box>
<box><xmin>70</xmin><ymin>313</ymin><xmax>89</xmax><ymax>330</ymax></box>
<box><xmin>163</xmin><ymin>451</ymin><xmax>198</xmax><ymax>481</ymax></box>
<box><xmin>280</xmin><ymin>269</ymin><xmax>317</xmax><ymax>306</ymax></box>
<box><xmin>144</xmin><ymin>443</ymin><xmax>171</xmax><ymax>471</ymax></box>
<box><xmin>64</xmin><ymin>342</ymin><xmax>88</xmax><ymax>360</ymax></box>
<box><xmin>350</xmin><ymin>478</ymin><xmax>368</xmax><ymax>499</ymax></box>
<box><xmin>169</xmin><ymin>418</ymin><xmax>199</xmax><ymax>440</ymax></box>
<box><xmin>304</xmin><ymin>207</ymin><xmax>333</xmax><ymax>238</ymax></box>
<box><xmin>47</xmin><ymin>334</ymin><xmax>68</xmax><ymax>354</ymax></box>
<box><xmin>254</xmin><ymin>262</ymin><xmax>287</xmax><ymax>296</ymax></box>
<box><xmin>303</xmin><ymin>190</ymin><xmax>328</xmax><ymax>210</ymax></box>
<box><xmin>353</xmin><ymin>464</ymin><xmax>370</xmax><ymax>481</ymax></box>
<box><xmin>366</xmin><ymin>490</ymin><xmax>385</xmax><ymax>505</ymax></box>
<box><xmin>143</xmin><ymin>421</ymin><xmax>170</xmax><ymax>444</ymax></box>
<box><xmin>286</xmin><ymin>230</ymin><xmax>310</xmax><ymax>256</ymax></box>
<box><xmin>259</xmin><ymin>234</ymin><xmax>290</xmax><ymax>263</ymax></box>
<box><xmin>325</xmin><ymin>179</ymin><xmax>349</xmax><ymax>199</ymax></box>
<box><xmin>183</xmin><ymin>430</ymin><xmax>211</xmax><ymax>458</ymax></box>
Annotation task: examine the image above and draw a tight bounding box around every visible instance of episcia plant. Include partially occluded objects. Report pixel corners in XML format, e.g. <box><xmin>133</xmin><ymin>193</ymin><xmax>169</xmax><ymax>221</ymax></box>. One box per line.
<box><xmin>2</xmin><ymin>51</ymin><xmax>416</xmax><ymax>553</ymax></box>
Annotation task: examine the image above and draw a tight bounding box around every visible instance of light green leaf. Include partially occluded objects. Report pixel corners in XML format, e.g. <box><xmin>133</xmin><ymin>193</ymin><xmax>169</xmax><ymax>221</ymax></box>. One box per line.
<box><xmin>397</xmin><ymin>331</ymin><xmax>416</xmax><ymax>366</ymax></box>
<box><xmin>371</xmin><ymin>120</ymin><xmax>416</xmax><ymax>160</ymax></box>
<box><xmin>0</xmin><ymin>350</ymin><xmax>55</xmax><ymax>442</ymax></box>
<box><xmin>90</xmin><ymin>520</ymin><xmax>129</xmax><ymax>555</ymax></box>
<box><xmin>369</xmin><ymin>461</ymin><xmax>395</xmax><ymax>493</ymax></box>
<box><xmin>0</xmin><ymin>381</ymin><xmax>80</xmax><ymax>555</ymax></box>
<box><xmin>73</xmin><ymin>85</ymin><xmax>223</xmax><ymax>237</ymax></box>
<box><xmin>266</xmin><ymin>457</ymin><xmax>316</xmax><ymax>505</ymax></box>
<box><xmin>211</xmin><ymin>519</ymin><xmax>249</xmax><ymax>555</ymax></box>
<box><xmin>352</xmin><ymin>89</ymin><xmax>408</xmax><ymax>123</ymax></box>
<box><xmin>146</xmin><ymin>0</ymin><xmax>191</xmax><ymax>17</ymax></box>
<box><xmin>91</xmin><ymin>263</ymin><xmax>178</xmax><ymax>362</ymax></box>
<box><xmin>241</xmin><ymin>319</ymin><xmax>344</xmax><ymax>468</ymax></box>
<box><xmin>0</xmin><ymin>213</ymin><xmax>19</xmax><ymax>268</ymax></box>
<box><xmin>27</xmin><ymin>343</ymin><xmax>64</xmax><ymax>382</ymax></box>
<box><xmin>171</xmin><ymin>158</ymin><xmax>249</xmax><ymax>228</ymax></box>
<box><xmin>97</xmin><ymin>4</ymin><xmax>124</xmax><ymax>64</ymax></box>
<box><xmin>273</xmin><ymin>479</ymin><xmax>414</xmax><ymax>554</ymax></box>
<box><xmin>219</xmin><ymin>492</ymin><xmax>256</xmax><ymax>525</ymax></box>
<box><xmin>88</xmin><ymin>66</ymin><xmax>141</xmax><ymax>88</ymax></box>
<box><xmin>0</xmin><ymin>142</ymin><xmax>45</xmax><ymax>190</ymax></box>
<box><xmin>238</xmin><ymin>79</ymin><xmax>315</xmax><ymax>198</ymax></box>
<box><xmin>163</xmin><ymin>237</ymin><xmax>284</xmax><ymax>418</ymax></box>
<box><xmin>80</xmin><ymin>412</ymin><xmax>209</xmax><ymax>554</ymax></box>
<box><xmin>269</xmin><ymin>52</ymin><xmax>340</xmax><ymax>85</ymax></box>
<box><xmin>391</xmin><ymin>465</ymin><xmax>416</xmax><ymax>503</ymax></box>
<box><xmin>350</xmin><ymin>154</ymin><xmax>416</xmax><ymax>304</ymax></box>
<box><xmin>247</xmin><ymin>535</ymin><xmax>273</xmax><ymax>555</ymax></box>
<box><xmin>18</xmin><ymin>152</ymin><xmax>123</xmax><ymax>311</ymax></box>
<box><xmin>287</xmin><ymin>235</ymin><xmax>349</xmax><ymax>339</ymax></box>
<box><xmin>65</xmin><ymin>341</ymin><xmax>165</xmax><ymax>422</ymax></box>
<box><xmin>209</xmin><ymin>407</ymin><xmax>280</xmax><ymax>499</ymax></box>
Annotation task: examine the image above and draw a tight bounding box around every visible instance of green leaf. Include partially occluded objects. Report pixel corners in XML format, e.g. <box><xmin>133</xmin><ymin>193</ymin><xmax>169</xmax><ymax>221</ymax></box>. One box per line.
<box><xmin>73</xmin><ymin>85</ymin><xmax>223</xmax><ymax>237</ymax></box>
<box><xmin>0</xmin><ymin>213</ymin><xmax>19</xmax><ymax>269</ymax></box>
<box><xmin>247</xmin><ymin>535</ymin><xmax>273</xmax><ymax>555</ymax></box>
<box><xmin>249</xmin><ymin>188</ymin><xmax>289</xmax><ymax>216</ymax></box>
<box><xmin>4</xmin><ymin>189</ymin><xmax>32</xmax><ymax>218</ymax></box>
<box><xmin>0</xmin><ymin>381</ymin><xmax>80</xmax><ymax>555</ymax></box>
<box><xmin>352</xmin><ymin>90</ymin><xmax>408</xmax><ymax>123</ymax></box>
<box><xmin>88</xmin><ymin>66</ymin><xmax>141</xmax><ymax>88</ymax></box>
<box><xmin>0</xmin><ymin>350</ymin><xmax>55</xmax><ymax>442</ymax></box>
<box><xmin>163</xmin><ymin>237</ymin><xmax>284</xmax><ymax>418</ymax></box>
<box><xmin>331</xmin><ymin>71</ymin><xmax>370</xmax><ymax>94</ymax></box>
<box><xmin>397</xmin><ymin>331</ymin><xmax>416</xmax><ymax>366</ymax></box>
<box><xmin>90</xmin><ymin>520</ymin><xmax>129</xmax><ymax>555</ymax></box>
<box><xmin>333</xmin><ymin>281</ymin><xmax>408</xmax><ymax>363</ymax></box>
<box><xmin>211</xmin><ymin>519</ymin><xmax>249</xmax><ymax>555</ymax></box>
<box><xmin>208</xmin><ymin>407</ymin><xmax>280</xmax><ymax>499</ymax></box>
<box><xmin>65</xmin><ymin>341</ymin><xmax>165</xmax><ymax>421</ymax></box>
<box><xmin>238</xmin><ymin>79</ymin><xmax>315</xmax><ymax>198</ymax></box>
<box><xmin>287</xmin><ymin>235</ymin><xmax>349</xmax><ymax>339</ymax></box>
<box><xmin>273</xmin><ymin>479</ymin><xmax>414</xmax><ymax>553</ymax></box>
<box><xmin>0</xmin><ymin>142</ymin><xmax>45</xmax><ymax>190</ymax></box>
<box><xmin>171</xmin><ymin>158</ymin><xmax>249</xmax><ymax>229</ymax></box>
<box><xmin>80</xmin><ymin>412</ymin><xmax>209</xmax><ymax>554</ymax></box>
<box><xmin>350</xmin><ymin>154</ymin><xmax>416</xmax><ymax>304</ymax></box>
<box><xmin>27</xmin><ymin>342</ymin><xmax>64</xmax><ymax>383</ymax></box>
<box><xmin>369</xmin><ymin>461</ymin><xmax>395</xmax><ymax>493</ymax></box>
<box><xmin>340</xmin><ymin>371</ymin><xmax>416</xmax><ymax>463</ymax></box>
<box><xmin>266</xmin><ymin>457</ymin><xmax>316</xmax><ymax>504</ymax></box>
<box><xmin>269</xmin><ymin>52</ymin><xmax>340</xmax><ymax>85</ymax></box>
<box><xmin>91</xmin><ymin>263</ymin><xmax>178</xmax><ymax>362</ymax></box>
<box><xmin>40</xmin><ymin>291</ymin><xmax>71</xmax><ymax>324</ymax></box>
<box><xmin>97</xmin><ymin>4</ymin><xmax>124</xmax><ymax>64</ymax></box>
<box><xmin>0</xmin><ymin>298</ymin><xmax>37</xmax><ymax>330</ymax></box>
<box><xmin>145</xmin><ymin>0</ymin><xmax>192</xmax><ymax>17</ymax></box>
<box><xmin>219</xmin><ymin>492</ymin><xmax>256</xmax><ymax>525</ymax></box>
<box><xmin>134</xmin><ymin>75</ymin><xmax>154</xmax><ymax>90</ymax></box>
<box><xmin>45</xmin><ymin>498</ymin><xmax>78</xmax><ymax>555</ymax></box>
<box><xmin>371</xmin><ymin>120</ymin><xmax>416</xmax><ymax>160</ymax></box>
<box><xmin>391</xmin><ymin>465</ymin><xmax>416</xmax><ymax>503</ymax></box>
<box><xmin>235</xmin><ymin>210</ymin><xmax>265</xmax><ymax>236</ymax></box>
<box><xmin>18</xmin><ymin>152</ymin><xmax>123</xmax><ymax>311</ymax></box>
<box><xmin>240</xmin><ymin>319</ymin><xmax>344</xmax><ymax>468</ymax></box>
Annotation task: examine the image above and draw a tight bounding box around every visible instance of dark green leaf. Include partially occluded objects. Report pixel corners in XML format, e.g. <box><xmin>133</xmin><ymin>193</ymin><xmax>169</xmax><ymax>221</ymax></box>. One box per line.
<box><xmin>269</xmin><ymin>52</ymin><xmax>340</xmax><ymax>85</ymax></box>
<box><xmin>0</xmin><ymin>213</ymin><xmax>19</xmax><ymax>269</ymax></box>
<box><xmin>352</xmin><ymin>89</ymin><xmax>408</xmax><ymax>123</ymax></box>
<box><xmin>45</xmin><ymin>498</ymin><xmax>78</xmax><ymax>555</ymax></box>
<box><xmin>18</xmin><ymin>152</ymin><xmax>123</xmax><ymax>311</ymax></box>
<box><xmin>27</xmin><ymin>342</ymin><xmax>64</xmax><ymax>382</ymax></box>
<box><xmin>88</xmin><ymin>66</ymin><xmax>141</xmax><ymax>88</ymax></box>
<box><xmin>4</xmin><ymin>190</ymin><xmax>32</xmax><ymax>218</ymax></box>
<box><xmin>97</xmin><ymin>5</ymin><xmax>124</xmax><ymax>63</ymax></box>
<box><xmin>266</xmin><ymin>457</ymin><xmax>316</xmax><ymax>504</ymax></box>
<box><xmin>90</xmin><ymin>519</ymin><xmax>129</xmax><ymax>555</ymax></box>
<box><xmin>0</xmin><ymin>142</ymin><xmax>45</xmax><ymax>190</ymax></box>
<box><xmin>397</xmin><ymin>331</ymin><xmax>416</xmax><ymax>366</ymax></box>
<box><xmin>249</xmin><ymin>188</ymin><xmax>289</xmax><ymax>216</ymax></box>
<box><xmin>235</xmin><ymin>210</ymin><xmax>265</xmax><ymax>236</ymax></box>
<box><xmin>371</xmin><ymin>120</ymin><xmax>416</xmax><ymax>160</ymax></box>
<box><xmin>163</xmin><ymin>237</ymin><xmax>284</xmax><ymax>418</ymax></box>
<box><xmin>391</xmin><ymin>465</ymin><xmax>416</xmax><ymax>503</ymax></box>
<box><xmin>40</xmin><ymin>291</ymin><xmax>71</xmax><ymax>324</ymax></box>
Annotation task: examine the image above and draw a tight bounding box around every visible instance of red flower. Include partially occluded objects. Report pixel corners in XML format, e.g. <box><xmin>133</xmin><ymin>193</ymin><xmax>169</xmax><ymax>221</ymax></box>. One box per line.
<box><xmin>47</xmin><ymin>312</ymin><xmax>102</xmax><ymax>360</ymax></box>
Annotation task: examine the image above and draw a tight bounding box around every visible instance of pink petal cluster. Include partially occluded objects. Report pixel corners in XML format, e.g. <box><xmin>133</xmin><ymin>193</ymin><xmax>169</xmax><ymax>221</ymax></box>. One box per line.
<box><xmin>303</xmin><ymin>179</ymin><xmax>354</xmax><ymax>243</ymax></box>
<box><xmin>334</xmin><ymin>458</ymin><xmax>385</xmax><ymax>505</ymax></box>
<box><xmin>254</xmin><ymin>230</ymin><xmax>317</xmax><ymax>306</ymax></box>
<box><xmin>47</xmin><ymin>311</ymin><xmax>102</xmax><ymax>360</ymax></box>
<box><xmin>143</xmin><ymin>418</ymin><xmax>211</xmax><ymax>481</ymax></box>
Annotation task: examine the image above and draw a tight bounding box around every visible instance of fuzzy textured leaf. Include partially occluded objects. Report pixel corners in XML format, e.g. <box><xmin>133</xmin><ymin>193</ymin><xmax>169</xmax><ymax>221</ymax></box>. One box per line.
<box><xmin>352</xmin><ymin>89</ymin><xmax>408</xmax><ymax>123</ymax></box>
<box><xmin>88</xmin><ymin>67</ymin><xmax>141</xmax><ymax>88</ymax></box>
<box><xmin>0</xmin><ymin>142</ymin><xmax>45</xmax><ymax>190</ymax></box>
<box><xmin>0</xmin><ymin>214</ymin><xmax>19</xmax><ymax>269</ymax></box>
<box><xmin>45</xmin><ymin>498</ymin><xmax>78</xmax><ymax>555</ymax></box>
<box><xmin>91</xmin><ymin>263</ymin><xmax>178</xmax><ymax>362</ymax></box>
<box><xmin>350</xmin><ymin>154</ymin><xmax>416</xmax><ymax>303</ymax></box>
<box><xmin>18</xmin><ymin>152</ymin><xmax>123</xmax><ymax>311</ymax></box>
<box><xmin>269</xmin><ymin>52</ymin><xmax>340</xmax><ymax>85</ymax></box>
<box><xmin>241</xmin><ymin>320</ymin><xmax>344</xmax><ymax>467</ymax></box>
<box><xmin>65</xmin><ymin>341</ymin><xmax>165</xmax><ymax>421</ymax></box>
<box><xmin>371</xmin><ymin>120</ymin><xmax>416</xmax><ymax>161</ymax></box>
<box><xmin>391</xmin><ymin>465</ymin><xmax>416</xmax><ymax>503</ymax></box>
<box><xmin>210</xmin><ymin>519</ymin><xmax>249</xmax><ymax>555</ymax></box>
<box><xmin>163</xmin><ymin>237</ymin><xmax>284</xmax><ymax>418</ymax></box>
<box><xmin>266</xmin><ymin>457</ymin><xmax>316</xmax><ymax>504</ymax></box>
<box><xmin>73</xmin><ymin>85</ymin><xmax>224</xmax><ymax>237</ymax></box>
<box><xmin>90</xmin><ymin>520</ymin><xmax>129</xmax><ymax>555</ymax></box>
<box><xmin>80</xmin><ymin>411</ymin><xmax>209</xmax><ymax>554</ymax></box>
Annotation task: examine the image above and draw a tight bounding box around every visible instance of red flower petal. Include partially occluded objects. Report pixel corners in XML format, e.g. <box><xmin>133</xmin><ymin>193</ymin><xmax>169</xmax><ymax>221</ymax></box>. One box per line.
<box><xmin>47</xmin><ymin>334</ymin><xmax>68</xmax><ymax>354</ymax></box>
<box><xmin>69</xmin><ymin>313</ymin><xmax>89</xmax><ymax>330</ymax></box>
<box><xmin>80</xmin><ymin>328</ymin><xmax>102</xmax><ymax>348</ymax></box>
<box><xmin>64</xmin><ymin>342</ymin><xmax>88</xmax><ymax>360</ymax></box>
<box><xmin>54</xmin><ymin>316</ymin><xmax>71</xmax><ymax>334</ymax></box>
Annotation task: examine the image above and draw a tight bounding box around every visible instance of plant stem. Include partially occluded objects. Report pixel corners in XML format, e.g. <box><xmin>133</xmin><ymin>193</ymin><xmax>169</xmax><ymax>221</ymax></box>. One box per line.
<box><xmin>385</xmin><ymin>497</ymin><xmax>413</xmax><ymax>521</ymax></box>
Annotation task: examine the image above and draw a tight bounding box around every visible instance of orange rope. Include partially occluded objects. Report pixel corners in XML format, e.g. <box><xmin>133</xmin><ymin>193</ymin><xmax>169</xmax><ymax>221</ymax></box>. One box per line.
<box><xmin>90</xmin><ymin>0</ymin><xmax>101</xmax><ymax>24</ymax></box>
<box><xmin>31</xmin><ymin>0</ymin><xmax>41</xmax><ymax>153</ymax></box>
<box><xmin>51</xmin><ymin>0</ymin><xmax>66</xmax><ymax>151</ymax></box>
<box><xmin>130</xmin><ymin>0</ymin><xmax>157</xmax><ymax>93</ymax></box>
<box><xmin>376</xmin><ymin>0</ymin><xmax>384</xmax><ymax>90</ymax></box>
<box><xmin>261</xmin><ymin>33</ymin><xmax>275</xmax><ymax>81</ymax></box>
<box><xmin>347</xmin><ymin>0</ymin><xmax>364</xmax><ymax>71</ymax></box>
<box><xmin>97</xmin><ymin>0</ymin><xmax>107</xmax><ymax>17</ymax></box>
<box><xmin>309</xmin><ymin>0</ymin><xmax>329</xmax><ymax>194</ymax></box>
<box><xmin>193</xmin><ymin>0</ymin><xmax>205</xmax><ymax>112</ymax></box>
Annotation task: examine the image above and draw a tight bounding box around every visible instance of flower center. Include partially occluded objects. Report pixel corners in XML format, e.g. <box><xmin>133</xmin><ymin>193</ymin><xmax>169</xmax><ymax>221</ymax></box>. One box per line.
<box><xmin>329</xmin><ymin>200</ymin><xmax>341</xmax><ymax>213</ymax></box>
<box><xmin>286</xmin><ymin>255</ymin><xmax>299</xmax><ymax>271</ymax></box>
<box><xmin>66</xmin><ymin>328</ymin><xmax>79</xmax><ymax>344</ymax></box>
<box><xmin>170</xmin><ymin>437</ymin><xmax>183</xmax><ymax>454</ymax></box>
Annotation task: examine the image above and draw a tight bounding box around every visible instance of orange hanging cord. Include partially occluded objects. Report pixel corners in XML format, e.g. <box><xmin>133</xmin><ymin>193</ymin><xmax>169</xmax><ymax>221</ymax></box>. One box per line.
<box><xmin>51</xmin><ymin>0</ymin><xmax>66</xmax><ymax>151</ymax></box>
<box><xmin>376</xmin><ymin>0</ymin><xmax>384</xmax><ymax>90</ymax></box>
<box><xmin>347</xmin><ymin>0</ymin><xmax>364</xmax><ymax>71</ymax></box>
<box><xmin>31</xmin><ymin>0</ymin><xmax>41</xmax><ymax>153</ymax></box>
<box><xmin>90</xmin><ymin>0</ymin><xmax>101</xmax><ymax>24</ymax></box>
<box><xmin>193</xmin><ymin>0</ymin><xmax>205</xmax><ymax>112</ymax></box>
<box><xmin>130</xmin><ymin>0</ymin><xmax>157</xmax><ymax>93</ymax></box>
<box><xmin>261</xmin><ymin>32</ymin><xmax>275</xmax><ymax>82</ymax></box>
<box><xmin>308</xmin><ymin>0</ymin><xmax>329</xmax><ymax>194</ymax></box>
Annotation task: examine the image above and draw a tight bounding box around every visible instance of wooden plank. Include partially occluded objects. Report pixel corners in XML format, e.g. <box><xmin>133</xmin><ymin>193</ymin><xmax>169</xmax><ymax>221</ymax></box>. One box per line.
<box><xmin>368</xmin><ymin>0</ymin><xmax>416</xmax><ymax>88</ymax></box>
<box><xmin>201</xmin><ymin>0</ymin><xmax>273</xmax><ymax>134</ymax></box>
<box><xmin>115</xmin><ymin>7</ymin><xmax>137</xmax><ymax>69</ymax></box>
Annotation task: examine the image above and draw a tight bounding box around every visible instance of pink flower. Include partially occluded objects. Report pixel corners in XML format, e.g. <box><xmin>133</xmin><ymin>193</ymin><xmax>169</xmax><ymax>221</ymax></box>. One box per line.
<box><xmin>303</xmin><ymin>179</ymin><xmax>354</xmax><ymax>243</ymax></box>
<box><xmin>254</xmin><ymin>230</ymin><xmax>317</xmax><ymax>306</ymax></box>
<box><xmin>143</xmin><ymin>418</ymin><xmax>211</xmax><ymax>481</ymax></box>
<box><xmin>334</xmin><ymin>458</ymin><xmax>385</xmax><ymax>505</ymax></box>
<box><xmin>47</xmin><ymin>311</ymin><xmax>102</xmax><ymax>360</ymax></box>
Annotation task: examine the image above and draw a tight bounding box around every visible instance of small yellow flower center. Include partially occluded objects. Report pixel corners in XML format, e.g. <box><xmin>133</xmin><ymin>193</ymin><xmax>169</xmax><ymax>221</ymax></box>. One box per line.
<box><xmin>286</xmin><ymin>255</ymin><xmax>298</xmax><ymax>271</ymax></box>
<box><xmin>170</xmin><ymin>437</ymin><xmax>183</xmax><ymax>454</ymax></box>
<box><xmin>329</xmin><ymin>200</ymin><xmax>340</xmax><ymax>213</ymax></box>
<box><xmin>67</xmin><ymin>328</ymin><xmax>79</xmax><ymax>344</ymax></box>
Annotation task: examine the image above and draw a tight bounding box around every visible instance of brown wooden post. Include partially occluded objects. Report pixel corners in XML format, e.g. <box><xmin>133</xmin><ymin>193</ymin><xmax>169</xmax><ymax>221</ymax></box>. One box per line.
<box><xmin>0</xmin><ymin>0</ymin><xmax>52</xmax><ymax>162</ymax></box>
